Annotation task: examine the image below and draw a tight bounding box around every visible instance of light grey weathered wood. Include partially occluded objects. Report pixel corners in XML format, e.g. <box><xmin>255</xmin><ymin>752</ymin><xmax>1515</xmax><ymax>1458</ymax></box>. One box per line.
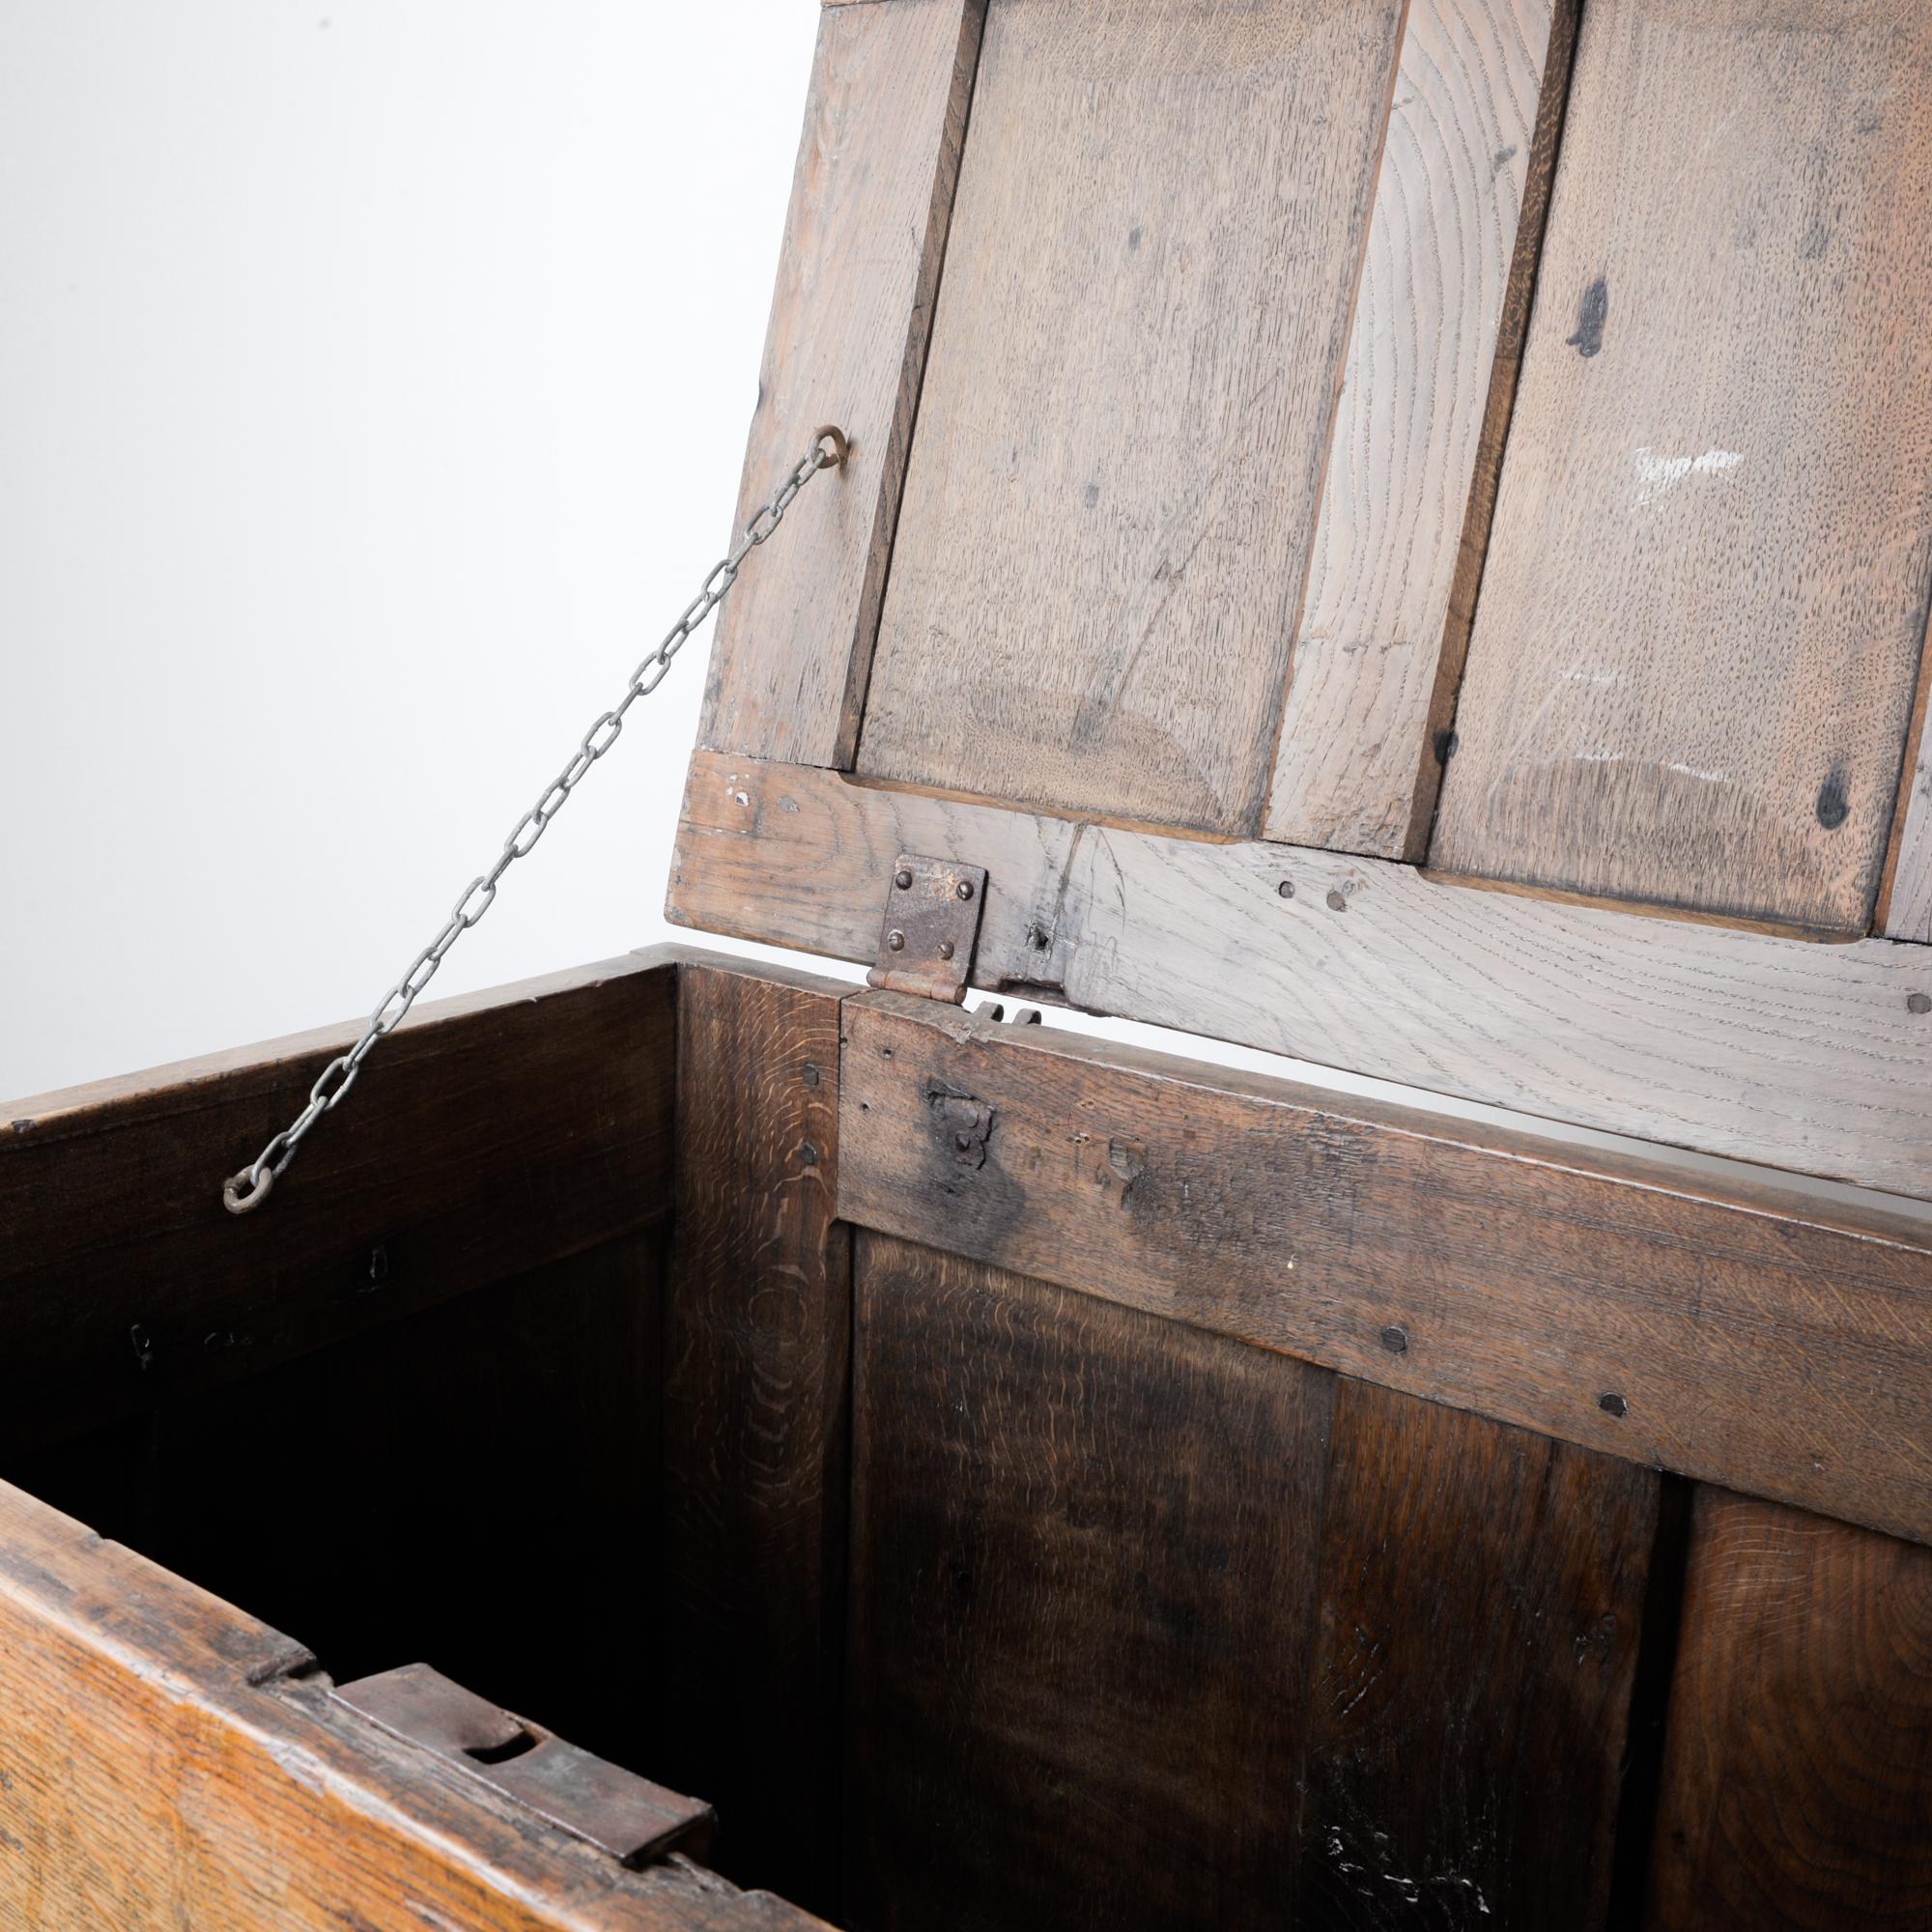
<box><xmin>668</xmin><ymin>751</ymin><xmax>1932</xmax><ymax>1199</ymax></box>
<box><xmin>1265</xmin><ymin>0</ymin><xmax>1573</xmax><ymax>860</ymax></box>
<box><xmin>856</xmin><ymin>0</ymin><xmax>1409</xmax><ymax>834</ymax></box>
<box><xmin>696</xmin><ymin>0</ymin><xmax>983</xmax><ymax>767</ymax></box>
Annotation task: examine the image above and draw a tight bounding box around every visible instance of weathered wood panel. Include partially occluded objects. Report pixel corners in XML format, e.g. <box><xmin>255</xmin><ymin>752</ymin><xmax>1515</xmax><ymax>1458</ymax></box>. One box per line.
<box><xmin>839</xmin><ymin>992</ymin><xmax>1932</xmax><ymax>1545</ymax></box>
<box><xmin>660</xmin><ymin>960</ymin><xmax>854</xmax><ymax>1915</ymax></box>
<box><xmin>1881</xmin><ymin>636</ymin><xmax>1932</xmax><ymax>943</ymax></box>
<box><xmin>1298</xmin><ymin>1379</ymin><xmax>1656</xmax><ymax>1925</ymax></box>
<box><xmin>845</xmin><ymin>1235</ymin><xmax>1335</xmax><ymax>1931</ymax></box>
<box><xmin>1266</xmin><ymin>0</ymin><xmax>1576</xmax><ymax>860</ymax></box>
<box><xmin>1646</xmin><ymin>1490</ymin><xmax>1932</xmax><ymax>1929</ymax></box>
<box><xmin>150</xmin><ymin>1234</ymin><xmax>665</xmax><ymax>1776</ymax></box>
<box><xmin>698</xmin><ymin>0</ymin><xmax>984</xmax><ymax>766</ymax></box>
<box><xmin>0</xmin><ymin>952</ymin><xmax>677</xmax><ymax>1460</ymax></box>
<box><xmin>0</xmin><ymin>1484</ymin><xmax>827</xmax><ymax>1931</ymax></box>
<box><xmin>669</xmin><ymin>753</ymin><xmax>1932</xmax><ymax>1199</ymax></box>
<box><xmin>856</xmin><ymin>0</ymin><xmax>1407</xmax><ymax>833</ymax></box>
<box><xmin>1433</xmin><ymin>0</ymin><xmax>1932</xmax><ymax>933</ymax></box>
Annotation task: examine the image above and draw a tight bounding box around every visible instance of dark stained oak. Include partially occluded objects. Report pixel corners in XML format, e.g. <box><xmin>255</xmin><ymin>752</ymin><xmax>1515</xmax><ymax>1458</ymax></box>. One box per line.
<box><xmin>0</xmin><ymin>952</ymin><xmax>678</xmax><ymax>1461</ymax></box>
<box><xmin>1645</xmin><ymin>1490</ymin><xmax>1932</xmax><ymax>1930</ymax></box>
<box><xmin>660</xmin><ymin>959</ymin><xmax>855</xmax><ymax>1915</ymax></box>
<box><xmin>1433</xmin><ymin>0</ymin><xmax>1932</xmax><ymax>934</ymax></box>
<box><xmin>1298</xmin><ymin>1378</ymin><xmax>1658</xmax><ymax>1928</ymax></box>
<box><xmin>844</xmin><ymin>1235</ymin><xmax>1336</xmax><ymax>1932</ymax></box>
<box><xmin>838</xmin><ymin>991</ymin><xmax>1932</xmax><ymax>1547</ymax></box>
<box><xmin>148</xmin><ymin>1233</ymin><xmax>667</xmax><ymax>1777</ymax></box>
<box><xmin>697</xmin><ymin>0</ymin><xmax>984</xmax><ymax>767</ymax></box>
<box><xmin>856</xmin><ymin>0</ymin><xmax>1408</xmax><ymax>834</ymax></box>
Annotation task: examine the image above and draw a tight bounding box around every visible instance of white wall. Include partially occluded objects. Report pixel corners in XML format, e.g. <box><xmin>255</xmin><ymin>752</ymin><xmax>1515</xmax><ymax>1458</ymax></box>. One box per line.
<box><xmin>1</xmin><ymin>0</ymin><xmax>823</xmax><ymax>1101</ymax></box>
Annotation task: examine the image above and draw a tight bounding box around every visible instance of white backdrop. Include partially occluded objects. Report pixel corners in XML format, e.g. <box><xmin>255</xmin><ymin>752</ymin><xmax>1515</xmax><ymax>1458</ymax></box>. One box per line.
<box><xmin>2</xmin><ymin>0</ymin><xmax>823</xmax><ymax>1101</ymax></box>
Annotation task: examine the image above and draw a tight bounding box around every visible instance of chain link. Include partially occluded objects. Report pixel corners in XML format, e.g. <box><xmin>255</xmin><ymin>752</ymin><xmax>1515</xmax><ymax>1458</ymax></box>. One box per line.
<box><xmin>222</xmin><ymin>423</ymin><xmax>848</xmax><ymax>1215</ymax></box>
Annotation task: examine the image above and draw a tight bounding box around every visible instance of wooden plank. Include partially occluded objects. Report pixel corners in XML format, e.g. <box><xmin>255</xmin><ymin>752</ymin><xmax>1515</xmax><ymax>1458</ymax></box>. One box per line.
<box><xmin>855</xmin><ymin>0</ymin><xmax>1409</xmax><ymax>834</ymax></box>
<box><xmin>838</xmin><ymin>990</ymin><xmax>1932</xmax><ymax>1546</ymax></box>
<box><xmin>0</xmin><ymin>952</ymin><xmax>677</xmax><ymax>1460</ymax></box>
<box><xmin>844</xmin><ymin>1234</ymin><xmax>1335</xmax><ymax>1931</ymax></box>
<box><xmin>1645</xmin><ymin>1490</ymin><xmax>1932</xmax><ymax>1928</ymax></box>
<box><xmin>660</xmin><ymin>960</ymin><xmax>854</xmax><ymax>1917</ymax></box>
<box><xmin>1432</xmin><ymin>0</ymin><xmax>1932</xmax><ymax>934</ymax></box>
<box><xmin>1265</xmin><ymin>0</ymin><xmax>1576</xmax><ymax>861</ymax></box>
<box><xmin>697</xmin><ymin>0</ymin><xmax>984</xmax><ymax>766</ymax></box>
<box><xmin>1880</xmin><ymin>626</ymin><xmax>1932</xmax><ymax>943</ymax></box>
<box><xmin>1298</xmin><ymin>1378</ymin><xmax>1656</xmax><ymax>1924</ymax></box>
<box><xmin>0</xmin><ymin>1484</ymin><xmax>828</xmax><ymax>1931</ymax></box>
<box><xmin>149</xmin><ymin>1233</ymin><xmax>666</xmax><ymax>1777</ymax></box>
<box><xmin>669</xmin><ymin>751</ymin><xmax>1932</xmax><ymax>1200</ymax></box>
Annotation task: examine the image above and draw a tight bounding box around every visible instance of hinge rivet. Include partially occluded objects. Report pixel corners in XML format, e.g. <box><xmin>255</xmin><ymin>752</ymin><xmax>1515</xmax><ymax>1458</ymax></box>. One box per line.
<box><xmin>887</xmin><ymin>929</ymin><xmax>906</xmax><ymax>952</ymax></box>
<box><xmin>938</xmin><ymin>940</ymin><xmax>955</xmax><ymax>960</ymax></box>
<box><xmin>895</xmin><ymin>867</ymin><xmax>914</xmax><ymax>890</ymax></box>
<box><xmin>956</xmin><ymin>880</ymin><xmax>975</xmax><ymax>902</ymax></box>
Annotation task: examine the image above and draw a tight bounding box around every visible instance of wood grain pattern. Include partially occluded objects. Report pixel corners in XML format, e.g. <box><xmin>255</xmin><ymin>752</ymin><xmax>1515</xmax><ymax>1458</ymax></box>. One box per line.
<box><xmin>844</xmin><ymin>1234</ymin><xmax>1335</xmax><ymax>1931</ymax></box>
<box><xmin>1881</xmin><ymin>628</ymin><xmax>1932</xmax><ymax>943</ymax></box>
<box><xmin>839</xmin><ymin>991</ymin><xmax>1932</xmax><ymax>1546</ymax></box>
<box><xmin>697</xmin><ymin>0</ymin><xmax>983</xmax><ymax>765</ymax></box>
<box><xmin>1645</xmin><ymin>1490</ymin><xmax>1932</xmax><ymax>1929</ymax></box>
<box><xmin>0</xmin><ymin>952</ymin><xmax>677</xmax><ymax>1461</ymax></box>
<box><xmin>0</xmin><ymin>1483</ymin><xmax>829</xmax><ymax>1931</ymax></box>
<box><xmin>855</xmin><ymin>0</ymin><xmax>1408</xmax><ymax>833</ymax></box>
<box><xmin>1433</xmin><ymin>0</ymin><xmax>1932</xmax><ymax>933</ymax></box>
<box><xmin>1266</xmin><ymin>0</ymin><xmax>1575</xmax><ymax>860</ymax></box>
<box><xmin>1298</xmin><ymin>1378</ymin><xmax>1656</xmax><ymax>1926</ymax></box>
<box><xmin>150</xmin><ymin>1234</ymin><xmax>666</xmax><ymax>1776</ymax></box>
<box><xmin>661</xmin><ymin>960</ymin><xmax>854</xmax><ymax>1916</ymax></box>
<box><xmin>668</xmin><ymin>752</ymin><xmax>1932</xmax><ymax>1198</ymax></box>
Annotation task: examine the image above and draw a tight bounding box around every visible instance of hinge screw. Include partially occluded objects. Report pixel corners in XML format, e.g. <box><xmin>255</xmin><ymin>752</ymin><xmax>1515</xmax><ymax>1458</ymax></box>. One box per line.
<box><xmin>887</xmin><ymin>929</ymin><xmax>906</xmax><ymax>952</ymax></box>
<box><xmin>938</xmin><ymin>940</ymin><xmax>955</xmax><ymax>960</ymax></box>
<box><xmin>895</xmin><ymin>867</ymin><xmax>913</xmax><ymax>890</ymax></box>
<box><xmin>956</xmin><ymin>880</ymin><xmax>975</xmax><ymax>901</ymax></box>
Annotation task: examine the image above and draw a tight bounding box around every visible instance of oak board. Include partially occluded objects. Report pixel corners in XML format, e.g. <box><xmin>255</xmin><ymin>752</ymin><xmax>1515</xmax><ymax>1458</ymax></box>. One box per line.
<box><xmin>698</xmin><ymin>0</ymin><xmax>984</xmax><ymax>767</ymax></box>
<box><xmin>1266</xmin><ymin>0</ymin><xmax>1576</xmax><ymax>859</ymax></box>
<box><xmin>1432</xmin><ymin>0</ymin><xmax>1932</xmax><ymax>934</ymax></box>
<box><xmin>856</xmin><ymin>0</ymin><xmax>1408</xmax><ymax>833</ymax></box>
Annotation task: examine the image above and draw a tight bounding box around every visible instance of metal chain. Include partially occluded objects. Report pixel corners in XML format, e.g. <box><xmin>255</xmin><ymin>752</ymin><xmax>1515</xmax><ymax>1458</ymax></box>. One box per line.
<box><xmin>221</xmin><ymin>423</ymin><xmax>848</xmax><ymax>1215</ymax></box>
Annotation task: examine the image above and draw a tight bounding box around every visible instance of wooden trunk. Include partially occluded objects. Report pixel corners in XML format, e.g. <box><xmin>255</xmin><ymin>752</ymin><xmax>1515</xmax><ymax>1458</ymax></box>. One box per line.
<box><xmin>9</xmin><ymin>0</ymin><xmax>1932</xmax><ymax>1923</ymax></box>
<box><xmin>5</xmin><ymin>947</ymin><xmax>1929</xmax><ymax>1928</ymax></box>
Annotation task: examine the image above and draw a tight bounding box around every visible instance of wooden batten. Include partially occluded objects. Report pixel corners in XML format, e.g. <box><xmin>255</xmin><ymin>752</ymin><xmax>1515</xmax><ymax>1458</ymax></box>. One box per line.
<box><xmin>670</xmin><ymin>752</ymin><xmax>1932</xmax><ymax>1202</ymax></box>
<box><xmin>838</xmin><ymin>991</ymin><xmax>1932</xmax><ymax>1547</ymax></box>
<box><xmin>1431</xmin><ymin>0</ymin><xmax>1932</xmax><ymax>936</ymax></box>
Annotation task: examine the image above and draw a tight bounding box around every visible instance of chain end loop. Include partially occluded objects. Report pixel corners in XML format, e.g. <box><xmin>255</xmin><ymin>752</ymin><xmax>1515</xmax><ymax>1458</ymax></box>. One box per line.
<box><xmin>812</xmin><ymin>424</ymin><xmax>849</xmax><ymax>470</ymax></box>
<box><xmin>222</xmin><ymin>1164</ymin><xmax>274</xmax><ymax>1216</ymax></box>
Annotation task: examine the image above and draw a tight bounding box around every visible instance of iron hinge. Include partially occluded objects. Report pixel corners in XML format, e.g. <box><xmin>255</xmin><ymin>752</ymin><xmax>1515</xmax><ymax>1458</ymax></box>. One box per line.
<box><xmin>867</xmin><ymin>853</ymin><xmax>987</xmax><ymax>1003</ymax></box>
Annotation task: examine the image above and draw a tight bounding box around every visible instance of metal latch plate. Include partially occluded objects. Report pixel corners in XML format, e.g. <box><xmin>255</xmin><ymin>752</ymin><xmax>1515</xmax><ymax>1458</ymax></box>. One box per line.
<box><xmin>335</xmin><ymin>1662</ymin><xmax>714</xmax><ymax>1867</ymax></box>
<box><xmin>867</xmin><ymin>853</ymin><xmax>987</xmax><ymax>1003</ymax></box>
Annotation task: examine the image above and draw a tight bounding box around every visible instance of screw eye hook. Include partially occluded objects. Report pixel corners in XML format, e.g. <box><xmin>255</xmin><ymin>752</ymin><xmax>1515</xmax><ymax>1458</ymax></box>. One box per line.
<box><xmin>812</xmin><ymin>424</ymin><xmax>849</xmax><ymax>470</ymax></box>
